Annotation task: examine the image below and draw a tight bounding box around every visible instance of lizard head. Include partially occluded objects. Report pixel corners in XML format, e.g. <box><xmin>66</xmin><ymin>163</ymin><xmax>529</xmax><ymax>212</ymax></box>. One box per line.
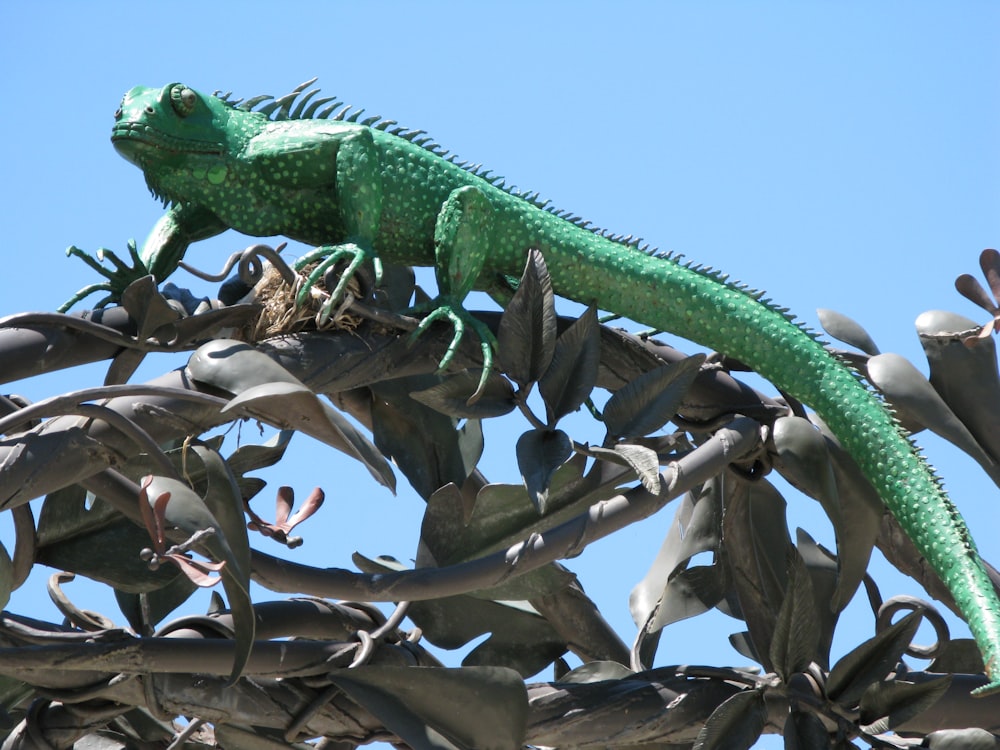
<box><xmin>112</xmin><ymin>83</ymin><xmax>231</xmax><ymax>202</ymax></box>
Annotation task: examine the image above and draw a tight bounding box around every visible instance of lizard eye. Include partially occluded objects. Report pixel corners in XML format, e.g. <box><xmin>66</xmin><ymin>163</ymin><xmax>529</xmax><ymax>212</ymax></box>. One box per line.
<box><xmin>169</xmin><ymin>85</ymin><xmax>197</xmax><ymax>117</ymax></box>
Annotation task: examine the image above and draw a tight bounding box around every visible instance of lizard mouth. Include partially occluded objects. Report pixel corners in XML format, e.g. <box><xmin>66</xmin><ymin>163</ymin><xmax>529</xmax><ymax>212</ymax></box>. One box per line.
<box><xmin>111</xmin><ymin>122</ymin><xmax>225</xmax><ymax>160</ymax></box>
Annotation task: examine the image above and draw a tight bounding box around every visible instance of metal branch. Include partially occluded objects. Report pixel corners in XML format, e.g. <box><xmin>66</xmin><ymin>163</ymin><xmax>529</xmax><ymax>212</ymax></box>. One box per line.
<box><xmin>247</xmin><ymin>419</ymin><xmax>762</xmax><ymax>601</ymax></box>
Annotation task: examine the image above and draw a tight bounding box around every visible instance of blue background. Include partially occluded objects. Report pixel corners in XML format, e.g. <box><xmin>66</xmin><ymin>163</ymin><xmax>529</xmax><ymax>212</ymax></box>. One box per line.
<box><xmin>2</xmin><ymin>3</ymin><xmax>998</xmax><ymax>746</ymax></box>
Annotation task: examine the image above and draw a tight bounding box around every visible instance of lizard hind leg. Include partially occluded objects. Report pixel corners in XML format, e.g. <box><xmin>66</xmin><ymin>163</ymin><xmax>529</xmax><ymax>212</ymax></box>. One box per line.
<box><xmin>294</xmin><ymin>128</ymin><xmax>385</xmax><ymax>322</ymax></box>
<box><xmin>409</xmin><ymin>185</ymin><xmax>498</xmax><ymax>401</ymax></box>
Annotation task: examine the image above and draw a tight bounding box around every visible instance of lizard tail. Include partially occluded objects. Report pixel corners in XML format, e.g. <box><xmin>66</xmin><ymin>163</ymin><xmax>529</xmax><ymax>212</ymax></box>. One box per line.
<box><xmin>552</xmin><ymin>244</ymin><xmax>1000</xmax><ymax>694</ymax></box>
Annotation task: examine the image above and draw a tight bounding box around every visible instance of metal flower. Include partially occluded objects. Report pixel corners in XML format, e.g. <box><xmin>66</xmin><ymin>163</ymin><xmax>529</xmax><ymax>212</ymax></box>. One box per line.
<box><xmin>138</xmin><ymin>476</ymin><xmax>226</xmax><ymax>587</ymax></box>
<box><xmin>245</xmin><ymin>485</ymin><xmax>325</xmax><ymax>548</ymax></box>
<box><xmin>954</xmin><ymin>248</ymin><xmax>1000</xmax><ymax>345</ymax></box>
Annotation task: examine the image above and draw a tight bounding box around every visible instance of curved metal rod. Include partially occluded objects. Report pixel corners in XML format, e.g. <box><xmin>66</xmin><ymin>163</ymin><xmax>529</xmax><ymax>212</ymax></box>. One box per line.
<box><xmin>0</xmin><ymin>384</ymin><xmax>229</xmax><ymax>438</ymax></box>
<box><xmin>179</xmin><ymin>242</ymin><xmax>293</xmax><ymax>286</ymax></box>
<box><xmin>876</xmin><ymin>594</ymin><xmax>950</xmax><ymax>659</ymax></box>
<box><xmin>0</xmin><ymin>310</ymin><xmax>214</xmax><ymax>352</ymax></box>
<box><xmin>47</xmin><ymin>572</ymin><xmax>117</xmax><ymax>632</ymax></box>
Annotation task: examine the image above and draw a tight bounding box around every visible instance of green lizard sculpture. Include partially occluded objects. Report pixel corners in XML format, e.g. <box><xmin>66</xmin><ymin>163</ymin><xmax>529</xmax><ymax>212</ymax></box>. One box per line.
<box><xmin>68</xmin><ymin>79</ymin><xmax>1000</xmax><ymax>694</ymax></box>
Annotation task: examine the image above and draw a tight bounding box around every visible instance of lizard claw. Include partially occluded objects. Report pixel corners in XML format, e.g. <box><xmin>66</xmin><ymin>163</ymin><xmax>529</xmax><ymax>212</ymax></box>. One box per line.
<box><xmin>60</xmin><ymin>240</ymin><xmax>150</xmax><ymax>312</ymax></box>
<box><xmin>294</xmin><ymin>243</ymin><xmax>382</xmax><ymax>324</ymax></box>
<box><xmin>409</xmin><ymin>299</ymin><xmax>497</xmax><ymax>402</ymax></box>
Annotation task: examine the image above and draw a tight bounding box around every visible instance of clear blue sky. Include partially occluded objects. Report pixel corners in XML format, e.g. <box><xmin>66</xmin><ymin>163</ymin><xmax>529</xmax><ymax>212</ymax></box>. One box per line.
<box><xmin>2</xmin><ymin>3</ymin><xmax>999</xmax><ymax>746</ymax></box>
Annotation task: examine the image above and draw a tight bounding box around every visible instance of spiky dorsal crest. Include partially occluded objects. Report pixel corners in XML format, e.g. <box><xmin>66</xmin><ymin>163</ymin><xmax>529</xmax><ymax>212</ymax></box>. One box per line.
<box><xmin>213</xmin><ymin>80</ymin><xmax>657</xmax><ymax>242</ymax></box>
<box><xmin>210</xmin><ymin>79</ymin><xmax>786</xmax><ymax>306</ymax></box>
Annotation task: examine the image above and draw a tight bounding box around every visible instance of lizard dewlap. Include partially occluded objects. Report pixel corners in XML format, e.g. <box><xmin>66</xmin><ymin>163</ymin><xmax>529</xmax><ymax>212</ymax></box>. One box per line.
<box><xmin>74</xmin><ymin>80</ymin><xmax>1000</xmax><ymax>694</ymax></box>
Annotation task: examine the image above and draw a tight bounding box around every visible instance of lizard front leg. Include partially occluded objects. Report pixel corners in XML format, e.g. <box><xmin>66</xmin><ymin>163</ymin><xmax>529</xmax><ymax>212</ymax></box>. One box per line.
<box><xmin>61</xmin><ymin>203</ymin><xmax>226</xmax><ymax>311</ymax></box>
<box><xmin>409</xmin><ymin>184</ymin><xmax>497</xmax><ymax>399</ymax></box>
<box><xmin>294</xmin><ymin>128</ymin><xmax>384</xmax><ymax>317</ymax></box>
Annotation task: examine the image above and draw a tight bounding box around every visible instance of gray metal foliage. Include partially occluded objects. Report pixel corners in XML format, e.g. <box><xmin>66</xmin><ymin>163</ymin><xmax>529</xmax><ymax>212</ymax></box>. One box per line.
<box><xmin>0</xmin><ymin>245</ymin><xmax>997</xmax><ymax>748</ymax></box>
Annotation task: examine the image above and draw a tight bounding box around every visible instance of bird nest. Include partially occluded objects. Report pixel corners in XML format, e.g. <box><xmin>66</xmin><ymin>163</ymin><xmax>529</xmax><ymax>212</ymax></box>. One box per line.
<box><xmin>249</xmin><ymin>262</ymin><xmax>364</xmax><ymax>340</ymax></box>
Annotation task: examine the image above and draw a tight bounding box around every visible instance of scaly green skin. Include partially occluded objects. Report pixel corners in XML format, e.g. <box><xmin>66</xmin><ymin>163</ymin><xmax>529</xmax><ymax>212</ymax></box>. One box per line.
<box><xmin>74</xmin><ymin>81</ymin><xmax>1000</xmax><ymax>693</ymax></box>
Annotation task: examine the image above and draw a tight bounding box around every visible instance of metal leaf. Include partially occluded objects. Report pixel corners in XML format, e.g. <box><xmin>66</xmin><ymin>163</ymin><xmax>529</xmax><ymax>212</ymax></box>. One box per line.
<box><xmin>328</xmin><ymin>666</ymin><xmax>528</xmax><ymax>750</ymax></box>
<box><xmin>410</xmin><ymin>370</ymin><xmax>516</xmax><ymax>419</ymax></box>
<box><xmin>795</xmin><ymin>529</ymin><xmax>841</xmax><ymax>670</ymax></box>
<box><xmin>978</xmin><ymin>248</ymin><xmax>1000</xmax><ymax>303</ymax></box>
<box><xmin>418</xmin><ymin>459</ymin><xmax>594</xmax><ymax>565</ymax></box>
<box><xmin>414</xmin><ymin>482</ymin><xmax>576</xmax><ymax>601</ymax></box>
<box><xmin>722</xmin><ymin>479</ymin><xmax>793</xmax><ymax>671</ymax></box>
<box><xmin>105</xmin><ymin>348</ymin><xmax>148</xmax><ymax>388</ymax></box>
<box><xmin>603</xmin><ymin>354</ymin><xmax>706</xmax><ymax>439</ymax></box>
<box><xmin>818</xmin><ymin>308</ymin><xmax>881</xmax><ymax>355</ymax></box>
<box><xmin>783</xmin><ymin>708</ymin><xmax>832</xmax><ymax>750</ymax></box>
<box><xmin>769</xmin><ymin>549</ymin><xmax>820</xmax><ymax>681</ymax></box>
<box><xmin>588</xmin><ymin>442</ymin><xmax>662</xmax><ymax>494</ymax></box>
<box><xmin>516</xmin><ymin>428</ymin><xmax>572</xmax><ymax>514</ymax></box>
<box><xmin>355</xmin><ymin>554</ymin><xmax>566</xmax><ymax>674</ymax></box>
<box><xmin>187</xmin><ymin>339</ymin><xmax>296</xmax><ymax>393</ymax></box>
<box><xmin>858</xmin><ymin>675</ymin><xmax>952</xmax><ymax>735</ymax></box>
<box><xmin>226</xmin><ymin>430</ymin><xmax>293</xmax><ymax>477</ymax></box>
<box><xmin>497</xmin><ymin>249</ymin><xmax>557</xmax><ymax>387</ymax></box>
<box><xmin>772</xmin><ymin>416</ymin><xmax>868</xmax><ymax>615</ymax></box>
<box><xmin>728</xmin><ymin>631</ymin><xmax>759</xmax><ymax>664</ymax></box>
<box><xmin>630</xmin><ymin>482</ymin><xmax>722</xmax><ymax>630</ymax></box>
<box><xmin>373</xmin><ymin>377</ymin><xmax>483</xmax><ymax>500</ymax></box>
<box><xmin>538</xmin><ymin>306</ymin><xmax>600</xmax><ymax>425</ymax></box>
<box><xmin>224</xmin><ymin>381</ymin><xmax>395</xmax><ymax>491</ymax></box>
<box><xmin>917</xmin><ymin>309</ymin><xmax>1000</xmax><ymax>467</ymax></box>
<box><xmin>652</xmin><ymin>565</ymin><xmax>726</xmax><ymax>632</ymax></box>
<box><xmin>558</xmin><ymin>661</ymin><xmax>634</xmax><ymax>683</ymax></box>
<box><xmin>0</xmin><ymin>541</ymin><xmax>11</xmax><ymax>611</ymax></box>
<box><xmin>772</xmin><ymin>416</ymin><xmax>840</xmax><ymax>525</ymax></box>
<box><xmin>121</xmin><ymin>275</ymin><xmax>180</xmax><ymax>342</ymax></box>
<box><xmin>692</xmin><ymin>689</ymin><xmax>767</xmax><ymax>750</ymax></box>
<box><xmin>36</xmin><ymin>486</ymin><xmax>181</xmax><ymax>593</ymax></box>
<box><xmin>928</xmin><ymin>638</ymin><xmax>986</xmax><ymax>675</ymax></box>
<box><xmin>189</xmin><ymin>339</ymin><xmax>395</xmax><ymax>489</ymax></box>
<box><xmin>826</xmin><ymin>609</ymin><xmax>923</xmax><ymax>707</ymax></box>
<box><xmin>805</xmin><ymin>414</ymin><xmax>884</xmax><ymax>613</ymax></box>
<box><xmin>114</xmin><ymin>574</ymin><xmax>197</xmax><ymax>633</ymax></box>
<box><xmin>867</xmin><ymin>352</ymin><xmax>995</xmax><ymax>471</ymax></box>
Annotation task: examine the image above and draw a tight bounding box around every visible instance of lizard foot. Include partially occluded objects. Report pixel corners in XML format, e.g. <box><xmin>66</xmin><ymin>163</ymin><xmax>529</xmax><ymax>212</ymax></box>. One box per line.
<box><xmin>409</xmin><ymin>297</ymin><xmax>497</xmax><ymax>402</ymax></box>
<box><xmin>60</xmin><ymin>240</ymin><xmax>150</xmax><ymax>312</ymax></box>
<box><xmin>294</xmin><ymin>243</ymin><xmax>382</xmax><ymax>324</ymax></box>
<box><xmin>971</xmin><ymin>670</ymin><xmax>1000</xmax><ymax>697</ymax></box>
<box><xmin>971</xmin><ymin>682</ymin><xmax>1000</xmax><ymax>697</ymax></box>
